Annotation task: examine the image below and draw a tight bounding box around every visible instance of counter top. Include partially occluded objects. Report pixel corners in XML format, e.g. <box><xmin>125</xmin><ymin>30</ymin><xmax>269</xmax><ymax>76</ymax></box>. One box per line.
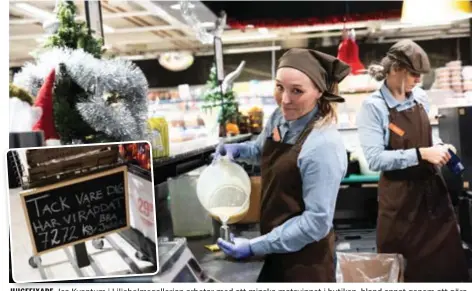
<box><xmin>199</xmin><ymin>252</ymin><xmax>263</xmax><ymax>282</ymax></box>
<box><xmin>187</xmin><ymin>229</ymin><xmax>263</xmax><ymax>282</ymax></box>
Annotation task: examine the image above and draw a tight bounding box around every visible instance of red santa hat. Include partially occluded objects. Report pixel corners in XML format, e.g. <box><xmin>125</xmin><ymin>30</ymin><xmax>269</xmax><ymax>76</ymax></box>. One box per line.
<box><xmin>32</xmin><ymin>68</ymin><xmax>60</xmax><ymax>141</ymax></box>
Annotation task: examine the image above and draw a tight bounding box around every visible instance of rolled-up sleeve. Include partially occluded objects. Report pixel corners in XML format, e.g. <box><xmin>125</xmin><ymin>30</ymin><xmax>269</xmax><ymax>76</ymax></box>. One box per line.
<box><xmin>250</xmin><ymin>137</ymin><xmax>345</xmax><ymax>256</ymax></box>
<box><xmin>356</xmin><ymin>100</ymin><xmax>419</xmax><ymax>172</ymax></box>
<box><xmin>237</xmin><ymin>130</ymin><xmax>267</xmax><ymax>165</ymax></box>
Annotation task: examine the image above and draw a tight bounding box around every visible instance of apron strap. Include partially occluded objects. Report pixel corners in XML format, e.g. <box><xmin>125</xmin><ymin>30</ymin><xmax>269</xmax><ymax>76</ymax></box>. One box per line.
<box><xmin>294</xmin><ymin>112</ymin><xmax>321</xmax><ymax>147</ymax></box>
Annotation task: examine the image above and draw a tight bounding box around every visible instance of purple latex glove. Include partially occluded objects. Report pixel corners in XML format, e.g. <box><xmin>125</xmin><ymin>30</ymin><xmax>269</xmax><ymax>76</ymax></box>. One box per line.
<box><xmin>214</xmin><ymin>143</ymin><xmax>241</xmax><ymax>161</ymax></box>
<box><xmin>217</xmin><ymin>233</ymin><xmax>253</xmax><ymax>259</ymax></box>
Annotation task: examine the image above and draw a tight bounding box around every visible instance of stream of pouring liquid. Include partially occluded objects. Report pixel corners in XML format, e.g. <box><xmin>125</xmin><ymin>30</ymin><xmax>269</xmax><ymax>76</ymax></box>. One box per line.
<box><xmin>210</xmin><ymin>206</ymin><xmax>244</xmax><ymax>224</ymax></box>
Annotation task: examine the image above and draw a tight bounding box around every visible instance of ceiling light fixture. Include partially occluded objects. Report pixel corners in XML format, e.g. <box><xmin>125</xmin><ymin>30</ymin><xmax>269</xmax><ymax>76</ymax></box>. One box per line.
<box><xmin>292</xmin><ymin>22</ymin><xmax>368</xmax><ymax>33</ymax></box>
<box><xmin>196</xmin><ymin>46</ymin><xmax>282</xmax><ymax>56</ymax></box>
<box><xmin>15</xmin><ymin>3</ymin><xmax>54</xmax><ymax>19</ymax></box>
<box><xmin>401</xmin><ymin>0</ymin><xmax>471</xmax><ymax>25</ymax></box>
<box><xmin>15</xmin><ymin>2</ymin><xmax>115</xmax><ymax>33</ymax></box>
<box><xmin>380</xmin><ymin>22</ymin><xmax>454</xmax><ymax>31</ymax></box>
<box><xmin>170</xmin><ymin>3</ymin><xmax>195</xmax><ymax>10</ymax></box>
<box><xmin>158</xmin><ymin>51</ymin><xmax>194</xmax><ymax>72</ymax></box>
<box><xmin>258</xmin><ymin>28</ymin><xmax>269</xmax><ymax>34</ymax></box>
<box><xmin>222</xmin><ymin>33</ymin><xmax>278</xmax><ymax>42</ymax></box>
<box><xmin>103</xmin><ymin>25</ymin><xmax>115</xmax><ymax>33</ymax></box>
<box><xmin>201</xmin><ymin>22</ymin><xmax>215</xmax><ymax>28</ymax></box>
<box><xmin>224</xmin><ymin>46</ymin><xmax>281</xmax><ymax>54</ymax></box>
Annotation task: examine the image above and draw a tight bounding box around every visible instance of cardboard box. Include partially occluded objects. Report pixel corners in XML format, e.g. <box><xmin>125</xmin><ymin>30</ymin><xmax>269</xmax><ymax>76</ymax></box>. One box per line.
<box><xmin>336</xmin><ymin>252</ymin><xmax>405</xmax><ymax>282</ymax></box>
<box><xmin>237</xmin><ymin>176</ymin><xmax>262</xmax><ymax>224</ymax></box>
<box><xmin>210</xmin><ymin>176</ymin><xmax>262</xmax><ymax>224</ymax></box>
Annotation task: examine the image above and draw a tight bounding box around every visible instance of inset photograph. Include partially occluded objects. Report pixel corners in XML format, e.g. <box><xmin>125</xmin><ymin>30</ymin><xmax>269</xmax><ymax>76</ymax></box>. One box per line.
<box><xmin>7</xmin><ymin>142</ymin><xmax>158</xmax><ymax>282</ymax></box>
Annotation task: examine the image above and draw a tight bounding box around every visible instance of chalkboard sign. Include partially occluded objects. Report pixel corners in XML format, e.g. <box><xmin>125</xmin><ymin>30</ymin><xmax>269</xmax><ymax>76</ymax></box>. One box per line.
<box><xmin>20</xmin><ymin>166</ymin><xmax>130</xmax><ymax>255</ymax></box>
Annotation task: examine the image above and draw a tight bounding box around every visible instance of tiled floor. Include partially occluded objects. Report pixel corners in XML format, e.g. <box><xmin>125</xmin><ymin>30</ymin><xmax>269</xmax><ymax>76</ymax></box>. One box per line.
<box><xmin>9</xmin><ymin>187</ymin><xmax>156</xmax><ymax>282</ymax></box>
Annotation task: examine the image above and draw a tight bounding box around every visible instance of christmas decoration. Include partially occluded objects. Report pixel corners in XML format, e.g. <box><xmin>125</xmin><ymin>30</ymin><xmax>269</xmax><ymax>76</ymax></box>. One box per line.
<box><xmin>11</xmin><ymin>0</ymin><xmax>148</xmax><ymax>145</ymax></box>
<box><xmin>73</xmin><ymin>56</ymin><xmax>149</xmax><ymax>142</ymax></box>
<box><xmin>337</xmin><ymin>29</ymin><xmax>365</xmax><ymax>75</ymax></box>
<box><xmin>13</xmin><ymin>47</ymin><xmax>149</xmax><ymax>144</ymax></box>
<box><xmin>202</xmin><ymin>64</ymin><xmax>240</xmax><ymax>136</ymax></box>
<box><xmin>33</xmin><ymin>68</ymin><xmax>60</xmax><ymax>143</ymax></box>
<box><xmin>41</xmin><ymin>0</ymin><xmax>104</xmax><ymax>58</ymax></box>
<box><xmin>13</xmin><ymin>48</ymin><xmax>73</xmax><ymax>98</ymax></box>
<box><xmin>53</xmin><ymin>61</ymin><xmax>98</xmax><ymax>143</ymax></box>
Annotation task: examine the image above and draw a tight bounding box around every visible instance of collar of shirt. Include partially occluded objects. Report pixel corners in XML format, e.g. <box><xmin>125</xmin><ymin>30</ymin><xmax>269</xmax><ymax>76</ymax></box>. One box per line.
<box><xmin>380</xmin><ymin>82</ymin><xmax>422</xmax><ymax>110</ymax></box>
<box><xmin>279</xmin><ymin>106</ymin><xmax>319</xmax><ymax>141</ymax></box>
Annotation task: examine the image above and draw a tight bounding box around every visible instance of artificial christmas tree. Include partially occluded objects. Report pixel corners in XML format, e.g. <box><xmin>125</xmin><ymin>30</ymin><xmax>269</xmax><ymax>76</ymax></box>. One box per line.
<box><xmin>202</xmin><ymin>64</ymin><xmax>239</xmax><ymax>136</ymax></box>
<box><xmin>52</xmin><ymin>62</ymin><xmax>97</xmax><ymax>143</ymax></box>
<box><xmin>12</xmin><ymin>0</ymin><xmax>149</xmax><ymax>144</ymax></box>
<box><xmin>41</xmin><ymin>0</ymin><xmax>104</xmax><ymax>58</ymax></box>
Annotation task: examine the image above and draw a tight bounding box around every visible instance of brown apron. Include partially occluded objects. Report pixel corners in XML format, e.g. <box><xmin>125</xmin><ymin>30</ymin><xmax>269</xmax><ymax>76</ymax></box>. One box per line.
<box><xmin>257</xmin><ymin>116</ymin><xmax>335</xmax><ymax>282</ymax></box>
<box><xmin>377</xmin><ymin>98</ymin><xmax>469</xmax><ymax>282</ymax></box>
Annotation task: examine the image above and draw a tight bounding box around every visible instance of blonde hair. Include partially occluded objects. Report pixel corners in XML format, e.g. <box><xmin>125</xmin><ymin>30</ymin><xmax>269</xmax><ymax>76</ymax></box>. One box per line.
<box><xmin>314</xmin><ymin>82</ymin><xmax>339</xmax><ymax>128</ymax></box>
<box><xmin>368</xmin><ymin>56</ymin><xmax>408</xmax><ymax>81</ymax></box>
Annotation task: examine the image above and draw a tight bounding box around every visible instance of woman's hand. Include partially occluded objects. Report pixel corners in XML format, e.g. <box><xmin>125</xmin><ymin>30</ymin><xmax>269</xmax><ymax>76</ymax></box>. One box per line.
<box><xmin>419</xmin><ymin>145</ymin><xmax>451</xmax><ymax>166</ymax></box>
<box><xmin>217</xmin><ymin>233</ymin><xmax>253</xmax><ymax>259</ymax></box>
<box><xmin>213</xmin><ymin>143</ymin><xmax>242</xmax><ymax>161</ymax></box>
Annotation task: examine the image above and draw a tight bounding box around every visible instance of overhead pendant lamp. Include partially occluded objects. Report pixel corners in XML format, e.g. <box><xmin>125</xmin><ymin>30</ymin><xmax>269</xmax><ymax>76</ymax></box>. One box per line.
<box><xmin>158</xmin><ymin>51</ymin><xmax>195</xmax><ymax>72</ymax></box>
<box><xmin>401</xmin><ymin>0</ymin><xmax>471</xmax><ymax>25</ymax></box>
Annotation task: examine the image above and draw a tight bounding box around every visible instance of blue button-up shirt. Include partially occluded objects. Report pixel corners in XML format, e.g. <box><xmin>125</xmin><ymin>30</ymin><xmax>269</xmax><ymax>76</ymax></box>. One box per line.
<box><xmin>235</xmin><ymin>106</ymin><xmax>347</xmax><ymax>256</ymax></box>
<box><xmin>356</xmin><ymin>83</ymin><xmax>442</xmax><ymax>172</ymax></box>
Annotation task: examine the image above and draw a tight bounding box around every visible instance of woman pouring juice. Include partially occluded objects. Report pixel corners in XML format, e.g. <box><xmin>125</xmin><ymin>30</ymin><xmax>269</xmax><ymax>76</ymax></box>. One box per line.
<box><xmin>214</xmin><ymin>48</ymin><xmax>350</xmax><ymax>282</ymax></box>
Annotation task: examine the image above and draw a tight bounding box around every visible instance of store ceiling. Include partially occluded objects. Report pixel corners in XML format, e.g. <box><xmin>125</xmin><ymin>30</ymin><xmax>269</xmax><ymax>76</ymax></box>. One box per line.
<box><xmin>9</xmin><ymin>0</ymin><xmax>471</xmax><ymax>67</ymax></box>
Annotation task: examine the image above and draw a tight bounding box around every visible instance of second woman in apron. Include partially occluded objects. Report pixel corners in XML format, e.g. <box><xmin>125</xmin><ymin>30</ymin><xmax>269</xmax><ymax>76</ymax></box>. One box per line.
<box><xmin>215</xmin><ymin>48</ymin><xmax>350</xmax><ymax>282</ymax></box>
<box><xmin>357</xmin><ymin>39</ymin><xmax>468</xmax><ymax>282</ymax></box>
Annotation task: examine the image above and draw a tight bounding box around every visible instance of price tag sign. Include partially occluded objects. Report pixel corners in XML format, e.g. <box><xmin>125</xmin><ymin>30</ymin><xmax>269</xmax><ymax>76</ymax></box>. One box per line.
<box><xmin>20</xmin><ymin>166</ymin><xmax>129</xmax><ymax>255</ymax></box>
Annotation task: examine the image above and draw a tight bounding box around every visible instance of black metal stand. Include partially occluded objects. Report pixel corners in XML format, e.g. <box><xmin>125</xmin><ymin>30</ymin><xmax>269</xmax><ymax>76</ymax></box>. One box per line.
<box><xmin>74</xmin><ymin>243</ymin><xmax>91</xmax><ymax>268</ymax></box>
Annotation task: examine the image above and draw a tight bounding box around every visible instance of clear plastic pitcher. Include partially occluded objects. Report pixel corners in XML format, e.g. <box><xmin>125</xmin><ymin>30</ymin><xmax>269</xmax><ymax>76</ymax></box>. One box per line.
<box><xmin>196</xmin><ymin>155</ymin><xmax>251</xmax><ymax>240</ymax></box>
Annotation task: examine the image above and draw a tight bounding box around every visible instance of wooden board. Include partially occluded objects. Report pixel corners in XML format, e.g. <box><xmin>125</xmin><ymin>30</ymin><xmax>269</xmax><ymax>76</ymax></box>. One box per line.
<box><xmin>28</xmin><ymin>147</ymin><xmax>119</xmax><ymax>182</ymax></box>
<box><xmin>20</xmin><ymin>166</ymin><xmax>130</xmax><ymax>256</ymax></box>
<box><xmin>26</xmin><ymin>145</ymin><xmax>112</xmax><ymax>166</ymax></box>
